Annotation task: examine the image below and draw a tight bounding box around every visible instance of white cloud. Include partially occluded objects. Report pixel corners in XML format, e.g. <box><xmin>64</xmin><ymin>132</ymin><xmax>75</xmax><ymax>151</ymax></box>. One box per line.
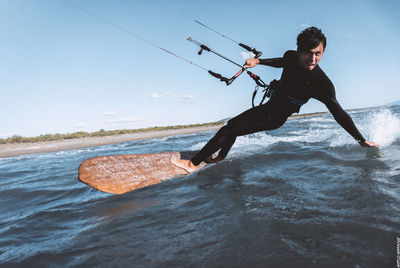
<box><xmin>149</xmin><ymin>92</ymin><xmax>176</xmax><ymax>99</ymax></box>
<box><xmin>150</xmin><ymin>93</ymin><xmax>161</xmax><ymax>99</ymax></box>
<box><xmin>100</xmin><ymin>110</ymin><xmax>117</xmax><ymax>116</ymax></box>
<box><xmin>150</xmin><ymin>91</ymin><xmax>200</xmax><ymax>104</ymax></box>
<box><xmin>181</xmin><ymin>94</ymin><xmax>197</xmax><ymax>103</ymax></box>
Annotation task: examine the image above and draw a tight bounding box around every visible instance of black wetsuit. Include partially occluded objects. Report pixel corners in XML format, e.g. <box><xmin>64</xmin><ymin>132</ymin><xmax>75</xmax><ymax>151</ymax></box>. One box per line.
<box><xmin>191</xmin><ymin>50</ymin><xmax>366</xmax><ymax>165</ymax></box>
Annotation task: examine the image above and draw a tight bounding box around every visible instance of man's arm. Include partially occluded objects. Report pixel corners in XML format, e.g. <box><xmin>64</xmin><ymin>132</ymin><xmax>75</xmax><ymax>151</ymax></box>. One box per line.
<box><xmin>324</xmin><ymin>98</ymin><xmax>365</xmax><ymax>143</ymax></box>
<box><xmin>258</xmin><ymin>57</ymin><xmax>284</xmax><ymax>68</ymax></box>
<box><xmin>244</xmin><ymin>57</ymin><xmax>284</xmax><ymax>68</ymax></box>
<box><xmin>245</xmin><ymin>50</ymin><xmax>295</xmax><ymax>68</ymax></box>
<box><xmin>322</xmin><ymin>98</ymin><xmax>379</xmax><ymax>147</ymax></box>
<box><xmin>314</xmin><ymin>74</ymin><xmax>379</xmax><ymax>147</ymax></box>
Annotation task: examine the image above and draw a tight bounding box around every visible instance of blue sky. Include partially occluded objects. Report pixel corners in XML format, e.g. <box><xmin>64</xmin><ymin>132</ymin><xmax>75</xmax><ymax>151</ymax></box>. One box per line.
<box><xmin>1</xmin><ymin>0</ymin><xmax>399</xmax><ymax>138</ymax></box>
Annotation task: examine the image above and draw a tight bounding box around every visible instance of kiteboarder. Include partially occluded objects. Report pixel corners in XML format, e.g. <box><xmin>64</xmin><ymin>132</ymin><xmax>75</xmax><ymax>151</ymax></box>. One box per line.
<box><xmin>172</xmin><ymin>26</ymin><xmax>379</xmax><ymax>173</ymax></box>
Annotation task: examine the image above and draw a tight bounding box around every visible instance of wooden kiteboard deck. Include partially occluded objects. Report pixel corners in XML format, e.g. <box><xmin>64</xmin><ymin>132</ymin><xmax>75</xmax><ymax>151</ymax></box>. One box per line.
<box><xmin>78</xmin><ymin>151</ymin><xmax>201</xmax><ymax>194</ymax></box>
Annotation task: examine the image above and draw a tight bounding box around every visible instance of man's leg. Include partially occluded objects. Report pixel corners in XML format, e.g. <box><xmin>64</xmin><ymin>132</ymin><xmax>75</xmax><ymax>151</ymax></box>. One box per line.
<box><xmin>172</xmin><ymin>103</ymin><xmax>288</xmax><ymax>172</ymax></box>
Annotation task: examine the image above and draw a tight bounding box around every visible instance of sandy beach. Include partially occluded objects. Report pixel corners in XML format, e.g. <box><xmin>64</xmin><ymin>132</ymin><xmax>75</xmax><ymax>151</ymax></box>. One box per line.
<box><xmin>0</xmin><ymin>112</ymin><xmax>328</xmax><ymax>158</ymax></box>
<box><xmin>0</xmin><ymin>124</ymin><xmax>224</xmax><ymax>158</ymax></box>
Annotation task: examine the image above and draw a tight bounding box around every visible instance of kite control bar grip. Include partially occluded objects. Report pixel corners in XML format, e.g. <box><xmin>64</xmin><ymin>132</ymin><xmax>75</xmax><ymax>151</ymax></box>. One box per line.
<box><xmin>226</xmin><ymin>68</ymin><xmax>245</xmax><ymax>85</ymax></box>
<box><xmin>198</xmin><ymin>44</ymin><xmax>211</xmax><ymax>55</ymax></box>
<box><xmin>208</xmin><ymin>70</ymin><xmax>234</xmax><ymax>85</ymax></box>
<box><xmin>247</xmin><ymin>71</ymin><xmax>267</xmax><ymax>88</ymax></box>
<box><xmin>239</xmin><ymin>43</ymin><xmax>262</xmax><ymax>58</ymax></box>
<box><xmin>239</xmin><ymin>43</ymin><xmax>252</xmax><ymax>51</ymax></box>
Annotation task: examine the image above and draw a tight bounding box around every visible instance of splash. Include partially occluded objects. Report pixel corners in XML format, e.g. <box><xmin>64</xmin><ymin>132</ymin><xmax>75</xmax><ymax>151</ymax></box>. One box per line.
<box><xmin>190</xmin><ymin>109</ymin><xmax>400</xmax><ymax>153</ymax></box>
<box><xmin>240</xmin><ymin>51</ymin><xmax>255</xmax><ymax>60</ymax></box>
<box><xmin>364</xmin><ymin>109</ymin><xmax>400</xmax><ymax>146</ymax></box>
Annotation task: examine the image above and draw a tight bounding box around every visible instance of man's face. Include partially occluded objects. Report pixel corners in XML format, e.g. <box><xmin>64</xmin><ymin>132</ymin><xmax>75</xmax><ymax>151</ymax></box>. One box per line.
<box><xmin>298</xmin><ymin>42</ymin><xmax>324</xmax><ymax>71</ymax></box>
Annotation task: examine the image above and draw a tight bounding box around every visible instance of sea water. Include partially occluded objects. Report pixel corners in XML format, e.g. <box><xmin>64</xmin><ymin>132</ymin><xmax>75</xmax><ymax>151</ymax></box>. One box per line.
<box><xmin>1</xmin><ymin>105</ymin><xmax>399</xmax><ymax>267</ymax></box>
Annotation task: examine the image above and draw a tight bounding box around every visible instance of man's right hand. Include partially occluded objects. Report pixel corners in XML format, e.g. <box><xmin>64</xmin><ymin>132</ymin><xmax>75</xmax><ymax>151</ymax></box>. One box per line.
<box><xmin>244</xmin><ymin>58</ymin><xmax>260</xmax><ymax>69</ymax></box>
<box><xmin>359</xmin><ymin>141</ymin><xmax>380</xmax><ymax>147</ymax></box>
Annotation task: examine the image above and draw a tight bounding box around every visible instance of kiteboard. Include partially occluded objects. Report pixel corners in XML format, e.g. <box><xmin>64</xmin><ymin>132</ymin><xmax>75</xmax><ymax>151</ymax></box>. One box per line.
<box><xmin>78</xmin><ymin>151</ymin><xmax>204</xmax><ymax>194</ymax></box>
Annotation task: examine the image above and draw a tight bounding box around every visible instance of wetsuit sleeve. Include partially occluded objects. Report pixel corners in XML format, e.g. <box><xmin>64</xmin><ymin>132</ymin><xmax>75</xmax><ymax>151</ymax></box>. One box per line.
<box><xmin>258</xmin><ymin>50</ymin><xmax>295</xmax><ymax>68</ymax></box>
<box><xmin>316</xmin><ymin>83</ymin><xmax>366</xmax><ymax>143</ymax></box>
<box><xmin>258</xmin><ymin>57</ymin><xmax>284</xmax><ymax>68</ymax></box>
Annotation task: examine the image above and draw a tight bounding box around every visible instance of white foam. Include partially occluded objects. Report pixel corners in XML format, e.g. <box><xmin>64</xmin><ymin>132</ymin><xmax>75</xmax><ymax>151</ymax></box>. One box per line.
<box><xmin>191</xmin><ymin>141</ymin><xmax>207</xmax><ymax>151</ymax></box>
<box><xmin>234</xmin><ymin>133</ymin><xmax>276</xmax><ymax>147</ymax></box>
<box><xmin>191</xmin><ymin>128</ymin><xmax>336</xmax><ymax>152</ymax></box>
<box><xmin>363</xmin><ymin>109</ymin><xmax>400</xmax><ymax>146</ymax></box>
<box><xmin>328</xmin><ymin>130</ymin><xmax>354</xmax><ymax>147</ymax></box>
<box><xmin>190</xmin><ymin>132</ymin><xmax>277</xmax><ymax>152</ymax></box>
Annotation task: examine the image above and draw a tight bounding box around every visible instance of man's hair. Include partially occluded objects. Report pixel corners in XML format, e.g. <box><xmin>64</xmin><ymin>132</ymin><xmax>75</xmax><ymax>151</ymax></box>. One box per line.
<box><xmin>297</xmin><ymin>27</ymin><xmax>327</xmax><ymax>53</ymax></box>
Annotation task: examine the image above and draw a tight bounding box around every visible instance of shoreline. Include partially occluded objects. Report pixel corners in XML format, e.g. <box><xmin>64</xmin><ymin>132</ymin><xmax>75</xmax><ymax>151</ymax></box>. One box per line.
<box><xmin>0</xmin><ymin>112</ymin><xmax>328</xmax><ymax>158</ymax></box>
<box><xmin>0</xmin><ymin>125</ymin><xmax>223</xmax><ymax>158</ymax></box>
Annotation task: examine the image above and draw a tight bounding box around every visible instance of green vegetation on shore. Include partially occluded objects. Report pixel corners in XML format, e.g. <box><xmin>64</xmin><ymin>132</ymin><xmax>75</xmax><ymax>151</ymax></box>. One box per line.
<box><xmin>0</xmin><ymin>122</ymin><xmax>223</xmax><ymax>144</ymax></box>
<box><xmin>0</xmin><ymin>111</ymin><xmax>330</xmax><ymax>145</ymax></box>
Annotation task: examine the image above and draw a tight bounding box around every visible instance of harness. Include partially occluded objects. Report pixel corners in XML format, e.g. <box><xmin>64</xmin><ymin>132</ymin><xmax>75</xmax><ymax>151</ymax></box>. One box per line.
<box><xmin>250</xmin><ymin>78</ymin><xmax>307</xmax><ymax>108</ymax></box>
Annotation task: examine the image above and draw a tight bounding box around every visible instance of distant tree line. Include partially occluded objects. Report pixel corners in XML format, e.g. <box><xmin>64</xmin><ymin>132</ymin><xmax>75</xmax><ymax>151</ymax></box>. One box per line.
<box><xmin>0</xmin><ymin>122</ymin><xmax>223</xmax><ymax>144</ymax></box>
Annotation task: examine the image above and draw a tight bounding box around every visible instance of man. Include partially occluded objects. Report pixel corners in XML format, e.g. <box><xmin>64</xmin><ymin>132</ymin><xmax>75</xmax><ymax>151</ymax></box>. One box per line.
<box><xmin>172</xmin><ymin>27</ymin><xmax>379</xmax><ymax>173</ymax></box>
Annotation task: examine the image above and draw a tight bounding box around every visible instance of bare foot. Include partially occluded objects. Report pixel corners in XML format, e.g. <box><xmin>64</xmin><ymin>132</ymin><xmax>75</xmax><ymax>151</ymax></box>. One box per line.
<box><xmin>171</xmin><ymin>158</ymin><xmax>200</xmax><ymax>173</ymax></box>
